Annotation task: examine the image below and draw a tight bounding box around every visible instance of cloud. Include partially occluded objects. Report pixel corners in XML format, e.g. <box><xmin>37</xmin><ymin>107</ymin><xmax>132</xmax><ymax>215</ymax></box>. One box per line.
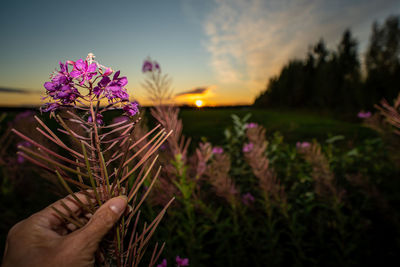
<box><xmin>176</xmin><ymin>87</ymin><xmax>209</xmax><ymax>97</ymax></box>
<box><xmin>0</xmin><ymin>87</ymin><xmax>40</xmax><ymax>94</ymax></box>
<box><xmin>203</xmin><ymin>0</ymin><xmax>400</xmax><ymax>94</ymax></box>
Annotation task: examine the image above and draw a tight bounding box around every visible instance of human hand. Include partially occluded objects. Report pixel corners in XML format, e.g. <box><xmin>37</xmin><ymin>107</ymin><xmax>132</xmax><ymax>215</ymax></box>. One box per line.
<box><xmin>1</xmin><ymin>193</ymin><xmax>128</xmax><ymax>267</ymax></box>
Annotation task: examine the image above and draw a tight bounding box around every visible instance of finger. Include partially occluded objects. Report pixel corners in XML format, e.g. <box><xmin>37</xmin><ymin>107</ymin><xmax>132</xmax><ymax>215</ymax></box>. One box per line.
<box><xmin>68</xmin><ymin>196</ymin><xmax>127</xmax><ymax>253</ymax></box>
<box><xmin>36</xmin><ymin>191</ymin><xmax>96</xmax><ymax>227</ymax></box>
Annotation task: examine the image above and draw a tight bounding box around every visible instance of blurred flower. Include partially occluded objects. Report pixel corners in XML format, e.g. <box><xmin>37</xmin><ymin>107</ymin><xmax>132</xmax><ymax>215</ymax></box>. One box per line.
<box><xmin>157</xmin><ymin>259</ymin><xmax>167</xmax><ymax>267</ymax></box>
<box><xmin>14</xmin><ymin>110</ymin><xmax>35</xmax><ymax>123</ymax></box>
<box><xmin>154</xmin><ymin>62</ymin><xmax>161</xmax><ymax>71</ymax></box>
<box><xmin>245</xmin><ymin>122</ymin><xmax>258</xmax><ymax>129</ymax></box>
<box><xmin>242</xmin><ymin>143</ymin><xmax>254</xmax><ymax>153</ymax></box>
<box><xmin>112</xmin><ymin>116</ymin><xmax>128</xmax><ymax>124</ymax></box>
<box><xmin>212</xmin><ymin>146</ymin><xmax>224</xmax><ymax>154</ymax></box>
<box><xmin>296</xmin><ymin>141</ymin><xmax>311</xmax><ymax>149</ymax></box>
<box><xmin>357</xmin><ymin>111</ymin><xmax>372</xmax><ymax>119</ymax></box>
<box><xmin>123</xmin><ymin>101</ymin><xmax>139</xmax><ymax>117</ymax></box>
<box><xmin>142</xmin><ymin>59</ymin><xmax>161</xmax><ymax>73</ymax></box>
<box><xmin>16</xmin><ymin>141</ymin><xmax>31</xmax><ymax>163</ymax></box>
<box><xmin>242</xmin><ymin>192</ymin><xmax>255</xmax><ymax>206</ymax></box>
<box><xmin>142</xmin><ymin>60</ymin><xmax>153</xmax><ymax>72</ymax></box>
<box><xmin>70</xmin><ymin>58</ymin><xmax>97</xmax><ymax>84</ymax></box>
<box><xmin>87</xmin><ymin>113</ymin><xmax>104</xmax><ymax>125</ymax></box>
<box><xmin>176</xmin><ymin>256</ymin><xmax>189</xmax><ymax>267</ymax></box>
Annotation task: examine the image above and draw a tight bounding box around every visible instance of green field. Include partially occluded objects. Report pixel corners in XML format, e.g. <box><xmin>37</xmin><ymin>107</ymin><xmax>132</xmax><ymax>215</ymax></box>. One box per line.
<box><xmin>178</xmin><ymin>107</ymin><xmax>376</xmax><ymax>145</ymax></box>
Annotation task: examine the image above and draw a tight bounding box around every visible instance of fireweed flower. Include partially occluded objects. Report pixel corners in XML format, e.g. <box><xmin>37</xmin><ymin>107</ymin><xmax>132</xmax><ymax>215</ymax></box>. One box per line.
<box><xmin>357</xmin><ymin>111</ymin><xmax>372</xmax><ymax>119</ymax></box>
<box><xmin>245</xmin><ymin>122</ymin><xmax>258</xmax><ymax>129</ymax></box>
<box><xmin>42</xmin><ymin>56</ymin><xmax>137</xmax><ymax>120</ymax></box>
<box><xmin>243</xmin><ymin>142</ymin><xmax>254</xmax><ymax>153</ymax></box>
<box><xmin>16</xmin><ymin>141</ymin><xmax>31</xmax><ymax>163</ymax></box>
<box><xmin>142</xmin><ymin>60</ymin><xmax>153</xmax><ymax>72</ymax></box>
<box><xmin>296</xmin><ymin>141</ymin><xmax>311</xmax><ymax>149</ymax></box>
<box><xmin>87</xmin><ymin>113</ymin><xmax>104</xmax><ymax>125</ymax></box>
<box><xmin>142</xmin><ymin>59</ymin><xmax>161</xmax><ymax>73</ymax></box>
<box><xmin>70</xmin><ymin>58</ymin><xmax>97</xmax><ymax>84</ymax></box>
<box><xmin>212</xmin><ymin>146</ymin><xmax>224</xmax><ymax>154</ymax></box>
<box><xmin>14</xmin><ymin>110</ymin><xmax>35</xmax><ymax>123</ymax></box>
<box><xmin>176</xmin><ymin>256</ymin><xmax>189</xmax><ymax>266</ymax></box>
<box><xmin>242</xmin><ymin>192</ymin><xmax>255</xmax><ymax>206</ymax></box>
<box><xmin>112</xmin><ymin>116</ymin><xmax>129</xmax><ymax>124</ymax></box>
<box><xmin>93</xmin><ymin>71</ymin><xmax>129</xmax><ymax>102</ymax></box>
<box><xmin>157</xmin><ymin>258</ymin><xmax>167</xmax><ymax>267</ymax></box>
<box><xmin>123</xmin><ymin>101</ymin><xmax>139</xmax><ymax>117</ymax></box>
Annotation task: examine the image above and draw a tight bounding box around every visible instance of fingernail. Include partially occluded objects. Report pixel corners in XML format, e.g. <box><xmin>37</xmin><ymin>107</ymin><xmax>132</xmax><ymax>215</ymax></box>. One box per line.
<box><xmin>109</xmin><ymin>196</ymin><xmax>128</xmax><ymax>214</ymax></box>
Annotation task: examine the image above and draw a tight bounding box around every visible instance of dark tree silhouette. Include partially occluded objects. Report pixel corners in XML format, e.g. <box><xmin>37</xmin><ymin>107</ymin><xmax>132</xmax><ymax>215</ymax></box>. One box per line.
<box><xmin>254</xmin><ymin>15</ymin><xmax>400</xmax><ymax>113</ymax></box>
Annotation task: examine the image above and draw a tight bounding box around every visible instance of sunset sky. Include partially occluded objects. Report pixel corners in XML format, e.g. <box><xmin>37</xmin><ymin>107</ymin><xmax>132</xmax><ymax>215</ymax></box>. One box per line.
<box><xmin>0</xmin><ymin>0</ymin><xmax>399</xmax><ymax>107</ymax></box>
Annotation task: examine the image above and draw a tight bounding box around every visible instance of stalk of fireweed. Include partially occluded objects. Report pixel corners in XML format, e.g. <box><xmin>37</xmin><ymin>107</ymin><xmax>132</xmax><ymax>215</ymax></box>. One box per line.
<box><xmin>12</xmin><ymin>54</ymin><xmax>174</xmax><ymax>267</ymax></box>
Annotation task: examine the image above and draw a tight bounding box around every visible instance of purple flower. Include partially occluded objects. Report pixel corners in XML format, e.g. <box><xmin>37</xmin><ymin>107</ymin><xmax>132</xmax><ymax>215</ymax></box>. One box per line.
<box><xmin>112</xmin><ymin>116</ymin><xmax>129</xmax><ymax>124</ymax></box>
<box><xmin>14</xmin><ymin>110</ymin><xmax>35</xmax><ymax>123</ymax></box>
<box><xmin>17</xmin><ymin>141</ymin><xmax>31</xmax><ymax>163</ymax></box>
<box><xmin>176</xmin><ymin>256</ymin><xmax>189</xmax><ymax>267</ymax></box>
<box><xmin>156</xmin><ymin>259</ymin><xmax>167</xmax><ymax>267</ymax></box>
<box><xmin>94</xmin><ymin>70</ymin><xmax>129</xmax><ymax>101</ymax></box>
<box><xmin>142</xmin><ymin>60</ymin><xmax>153</xmax><ymax>72</ymax></box>
<box><xmin>245</xmin><ymin>122</ymin><xmax>258</xmax><ymax>129</ymax></box>
<box><xmin>212</xmin><ymin>146</ymin><xmax>224</xmax><ymax>154</ymax></box>
<box><xmin>154</xmin><ymin>62</ymin><xmax>161</xmax><ymax>71</ymax></box>
<box><xmin>242</xmin><ymin>192</ymin><xmax>255</xmax><ymax>206</ymax></box>
<box><xmin>357</xmin><ymin>111</ymin><xmax>372</xmax><ymax>119</ymax></box>
<box><xmin>142</xmin><ymin>59</ymin><xmax>161</xmax><ymax>73</ymax></box>
<box><xmin>41</xmin><ymin>102</ymin><xmax>60</xmax><ymax>113</ymax></box>
<box><xmin>296</xmin><ymin>141</ymin><xmax>311</xmax><ymax>149</ymax></box>
<box><xmin>70</xmin><ymin>59</ymin><xmax>97</xmax><ymax>84</ymax></box>
<box><xmin>123</xmin><ymin>101</ymin><xmax>139</xmax><ymax>117</ymax></box>
<box><xmin>242</xmin><ymin>143</ymin><xmax>254</xmax><ymax>153</ymax></box>
<box><xmin>87</xmin><ymin>113</ymin><xmax>104</xmax><ymax>125</ymax></box>
<box><xmin>42</xmin><ymin>61</ymin><xmax>80</xmax><ymax>111</ymax></box>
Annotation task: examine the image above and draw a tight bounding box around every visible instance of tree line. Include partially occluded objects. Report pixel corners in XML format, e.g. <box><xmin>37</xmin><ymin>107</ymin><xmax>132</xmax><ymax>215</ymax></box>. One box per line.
<box><xmin>254</xmin><ymin>15</ymin><xmax>400</xmax><ymax>112</ymax></box>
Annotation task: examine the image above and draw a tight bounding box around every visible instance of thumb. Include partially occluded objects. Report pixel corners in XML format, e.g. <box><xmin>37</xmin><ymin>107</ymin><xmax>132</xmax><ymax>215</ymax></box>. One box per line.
<box><xmin>70</xmin><ymin>196</ymin><xmax>128</xmax><ymax>251</ymax></box>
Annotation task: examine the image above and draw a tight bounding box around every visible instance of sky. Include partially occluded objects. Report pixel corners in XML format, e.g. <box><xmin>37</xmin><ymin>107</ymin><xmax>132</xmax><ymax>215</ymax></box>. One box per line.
<box><xmin>0</xmin><ymin>0</ymin><xmax>399</xmax><ymax>107</ymax></box>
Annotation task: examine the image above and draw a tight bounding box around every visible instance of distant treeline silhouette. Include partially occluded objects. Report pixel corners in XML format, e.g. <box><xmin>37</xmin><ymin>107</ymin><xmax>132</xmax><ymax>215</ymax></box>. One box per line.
<box><xmin>254</xmin><ymin>15</ymin><xmax>400</xmax><ymax>112</ymax></box>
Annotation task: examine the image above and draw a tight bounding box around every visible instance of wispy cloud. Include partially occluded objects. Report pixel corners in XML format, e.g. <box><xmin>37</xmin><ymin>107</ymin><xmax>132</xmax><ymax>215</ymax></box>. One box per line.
<box><xmin>0</xmin><ymin>87</ymin><xmax>40</xmax><ymax>94</ymax></box>
<box><xmin>176</xmin><ymin>87</ymin><xmax>209</xmax><ymax>97</ymax></box>
<box><xmin>203</xmin><ymin>0</ymin><xmax>400</xmax><ymax>94</ymax></box>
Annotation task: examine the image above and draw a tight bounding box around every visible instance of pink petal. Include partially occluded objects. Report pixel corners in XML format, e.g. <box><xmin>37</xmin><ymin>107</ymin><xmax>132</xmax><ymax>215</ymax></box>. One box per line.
<box><xmin>70</xmin><ymin>70</ymin><xmax>81</xmax><ymax>78</ymax></box>
<box><xmin>88</xmin><ymin>62</ymin><xmax>97</xmax><ymax>72</ymax></box>
<box><xmin>119</xmin><ymin>77</ymin><xmax>128</xmax><ymax>86</ymax></box>
<box><xmin>74</xmin><ymin>59</ymin><xmax>86</xmax><ymax>71</ymax></box>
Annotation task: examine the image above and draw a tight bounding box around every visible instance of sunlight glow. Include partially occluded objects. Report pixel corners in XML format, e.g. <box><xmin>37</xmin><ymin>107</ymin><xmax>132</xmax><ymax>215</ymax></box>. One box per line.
<box><xmin>195</xmin><ymin>99</ymin><xmax>203</xmax><ymax>107</ymax></box>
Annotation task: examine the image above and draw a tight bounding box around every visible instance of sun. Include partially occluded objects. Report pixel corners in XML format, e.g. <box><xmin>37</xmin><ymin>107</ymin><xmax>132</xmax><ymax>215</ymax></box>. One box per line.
<box><xmin>195</xmin><ymin>99</ymin><xmax>203</xmax><ymax>108</ymax></box>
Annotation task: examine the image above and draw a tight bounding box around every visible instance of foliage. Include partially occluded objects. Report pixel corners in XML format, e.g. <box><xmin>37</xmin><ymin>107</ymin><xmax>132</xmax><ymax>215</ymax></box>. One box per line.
<box><xmin>137</xmin><ymin>60</ymin><xmax>400</xmax><ymax>266</ymax></box>
<box><xmin>254</xmin><ymin>15</ymin><xmax>400</xmax><ymax>112</ymax></box>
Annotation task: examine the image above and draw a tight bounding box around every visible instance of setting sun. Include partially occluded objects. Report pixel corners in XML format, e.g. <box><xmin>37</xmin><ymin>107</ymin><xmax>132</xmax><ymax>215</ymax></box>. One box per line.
<box><xmin>195</xmin><ymin>99</ymin><xmax>203</xmax><ymax>107</ymax></box>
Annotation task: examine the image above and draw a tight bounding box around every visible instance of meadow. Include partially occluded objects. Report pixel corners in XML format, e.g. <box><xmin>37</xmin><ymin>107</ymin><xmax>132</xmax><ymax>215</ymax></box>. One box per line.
<box><xmin>1</xmin><ymin>104</ymin><xmax>399</xmax><ymax>266</ymax></box>
<box><xmin>1</xmin><ymin>55</ymin><xmax>399</xmax><ymax>267</ymax></box>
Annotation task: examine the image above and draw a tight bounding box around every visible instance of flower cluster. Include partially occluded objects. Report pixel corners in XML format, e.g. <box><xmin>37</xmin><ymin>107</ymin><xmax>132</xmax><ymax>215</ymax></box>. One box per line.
<box><xmin>242</xmin><ymin>192</ymin><xmax>255</xmax><ymax>206</ymax></box>
<box><xmin>142</xmin><ymin>58</ymin><xmax>161</xmax><ymax>73</ymax></box>
<box><xmin>212</xmin><ymin>146</ymin><xmax>224</xmax><ymax>154</ymax></box>
<box><xmin>357</xmin><ymin>111</ymin><xmax>372</xmax><ymax>119</ymax></box>
<box><xmin>156</xmin><ymin>256</ymin><xmax>189</xmax><ymax>267</ymax></box>
<box><xmin>296</xmin><ymin>141</ymin><xmax>311</xmax><ymax>149</ymax></box>
<box><xmin>42</xmin><ymin>56</ymin><xmax>139</xmax><ymax>118</ymax></box>
<box><xmin>242</xmin><ymin>142</ymin><xmax>254</xmax><ymax>153</ymax></box>
<box><xmin>245</xmin><ymin>122</ymin><xmax>258</xmax><ymax>129</ymax></box>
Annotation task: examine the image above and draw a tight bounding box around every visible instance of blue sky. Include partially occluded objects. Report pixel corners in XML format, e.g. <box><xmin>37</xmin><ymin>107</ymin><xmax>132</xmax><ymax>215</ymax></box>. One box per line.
<box><xmin>0</xmin><ymin>0</ymin><xmax>399</xmax><ymax>106</ymax></box>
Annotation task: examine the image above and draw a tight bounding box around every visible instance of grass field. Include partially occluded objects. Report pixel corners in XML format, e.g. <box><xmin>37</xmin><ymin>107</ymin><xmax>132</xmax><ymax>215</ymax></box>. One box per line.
<box><xmin>178</xmin><ymin>107</ymin><xmax>377</xmax><ymax>145</ymax></box>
